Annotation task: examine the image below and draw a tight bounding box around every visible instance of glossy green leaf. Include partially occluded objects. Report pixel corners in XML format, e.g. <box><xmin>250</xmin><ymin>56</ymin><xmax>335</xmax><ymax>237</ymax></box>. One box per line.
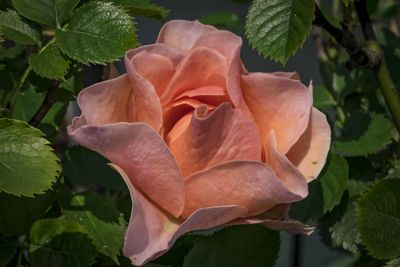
<box><xmin>245</xmin><ymin>0</ymin><xmax>315</xmax><ymax>64</ymax></box>
<box><xmin>55</xmin><ymin>1</ymin><xmax>138</xmax><ymax>64</ymax></box>
<box><xmin>29</xmin><ymin>42</ymin><xmax>69</xmax><ymax>79</ymax></box>
<box><xmin>61</xmin><ymin>192</ymin><xmax>126</xmax><ymax>263</ymax></box>
<box><xmin>0</xmin><ymin>10</ymin><xmax>40</xmax><ymax>45</ymax></box>
<box><xmin>12</xmin><ymin>0</ymin><xmax>79</xmax><ymax>28</ymax></box>
<box><xmin>335</xmin><ymin>112</ymin><xmax>395</xmax><ymax>156</ymax></box>
<box><xmin>356</xmin><ymin>178</ymin><xmax>400</xmax><ymax>259</ymax></box>
<box><xmin>200</xmin><ymin>11</ymin><xmax>242</xmax><ymax>32</ymax></box>
<box><xmin>0</xmin><ymin>119</ymin><xmax>60</xmax><ymax>196</ymax></box>
<box><xmin>0</xmin><ymin>235</ymin><xmax>17</xmax><ymax>267</ymax></box>
<box><xmin>112</xmin><ymin>0</ymin><xmax>170</xmax><ymax>20</ymax></box>
<box><xmin>320</xmin><ymin>155</ymin><xmax>349</xmax><ymax>213</ymax></box>
<box><xmin>63</xmin><ymin>145</ymin><xmax>125</xmax><ymax>190</ymax></box>
<box><xmin>183</xmin><ymin>225</ymin><xmax>280</xmax><ymax>267</ymax></box>
<box><xmin>0</xmin><ymin>189</ymin><xmax>57</xmax><ymax>235</ymax></box>
<box><xmin>29</xmin><ymin>219</ymin><xmax>98</xmax><ymax>267</ymax></box>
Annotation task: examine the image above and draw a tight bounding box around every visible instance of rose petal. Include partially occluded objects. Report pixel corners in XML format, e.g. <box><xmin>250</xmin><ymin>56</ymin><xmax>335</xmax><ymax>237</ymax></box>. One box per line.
<box><xmin>162</xmin><ymin>98</ymin><xmax>206</xmax><ymax>136</ymax></box>
<box><xmin>123</xmin><ymin>54</ymin><xmax>163</xmax><ymax>132</ymax></box>
<box><xmin>182</xmin><ymin>160</ymin><xmax>307</xmax><ymax>218</ymax></box>
<box><xmin>157</xmin><ymin>20</ymin><xmax>216</xmax><ymax>53</ymax></box>
<box><xmin>264</xmin><ymin>131</ymin><xmax>308</xmax><ymax>199</ymax></box>
<box><xmin>242</xmin><ymin>73</ymin><xmax>312</xmax><ymax>154</ymax></box>
<box><xmin>168</xmin><ymin>103</ymin><xmax>262</xmax><ymax>176</ymax></box>
<box><xmin>287</xmin><ymin>108</ymin><xmax>331</xmax><ymax>182</ymax></box>
<box><xmin>270</xmin><ymin>71</ymin><xmax>300</xmax><ymax>80</ymax></box>
<box><xmin>126</xmin><ymin>44</ymin><xmax>184</xmax><ymax>67</ymax></box>
<box><xmin>76</xmin><ymin>75</ymin><xmax>135</xmax><ymax>126</ymax></box>
<box><xmin>130</xmin><ymin>51</ymin><xmax>176</xmax><ymax>96</ymax></box>
<box><xmin>68</xmin><ymin>122</ymin><xmax>185</xmax><ymax>217</ymax></box>
<box><xmin>161</xmin><ymin>47</ymin><xmax>228</xmax><ymax>105</ymax></box>
<box><xmin>175</xmin><ymin>86</ymin><xmax>228</xmax><ymax>106</ymax></box>
<box><xmin>230</xmin><ymin>217</ymin><xmax>314</xmax><ymax>235</ymax></box>
<box><xmin>192</xmin><ymin>30</ymin><xmax>243</xmax><ymax>107</ymax></box>
<box><xmin>111</xmin><ymin>165</ymin><xmax>248</xmax><ymax>266</ymax></box>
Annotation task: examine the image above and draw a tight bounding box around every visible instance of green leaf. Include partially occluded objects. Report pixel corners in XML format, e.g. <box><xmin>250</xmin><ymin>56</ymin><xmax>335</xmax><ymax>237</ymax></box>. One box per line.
<box><xmin>200</xmin><ymin>11</ymin><xmax>243</xmax><ymax>32</ymax></box>
<box><xmin>0</xmin><ymin>119</ymin><xmax>60</xmax><ymax>196</ymax></box>
<box><xmin>0</xmin><ymin>235</ymin><xmax>17</xmax><ymax>267</ymax></box>
<box><xmin>55</xmin><ymin>1</ymin><xmax>138</xmax><ymax>64</ymax></box>
<box><xmin>29</xmin><ymin>42</ymin><xmax>69</xmax><ymax>79</ymax></box>
<box><xmin>61</xmin><ymin>192</ymin><xmax>126</xmax><ymax>263</ymax></box>
<box><xmin>0</xmin><ymin>189</ymin><xmax>57</xmax><ymax>235</ymax></box>
<box><xmin>356</xmin><ymin>178</ymin><xmax>400</xmax><ymax>259</ymax></box>
<box><xmin>385</xmin><ymin>258</ymin><xmax>400</xmax><ymax>267</ymax></box>
<box><xmin>245</xmin><ymin>0</ymin><xmax>315</xmax><ymax>64</ymax></box>
<box><xmin>111</xmin><ymin>0</ymin><xmax>170</xmax><ymax>20</ymax></box>
<box><xmin>320</xmin><ymin>155</ymin><xmax>349</xmax><ymax>213</ymax></box>
<box><xmin>0</xmin><ymin>10</ymin><xmax>40</xmax><ymax>45</ymax></box>
<box><xmin>63</xmin><ymin>145</ymin><xmax>126</xmax><ymax>190</ymax></box>
<box><xmin>331</xmin><ymin>206</ymin><xmax>361</xmax><ymax>253</ymax></box>
<box><xmin>335</xmin><ymin>112</ymin><xmax>395</xmax><ymax>156</ymax></box>
<box><xmin>313</xmin><ymin>85</ymin><xmax>337</xmax><ymax>112</ymax></box>
<box><xmin>12</xmin><ymin>85</ymin><xmax>44</xmax><ymax>121</ymax></box>
<box><xmin>29</xmin><ymin>219</ymin><xmax>98</xmax><ymax>267</ymax></box>
<box><xmin>0</xmin><ymin>43</ymin><xmax>24</xmax><ymax>60</ymax></box>
<box><xmin>12</xmin><ymin>0</ymin><xmax>79</xmax><ymax>28</ymax></box>
<box><xmin>183</xmin><ymin>225</ymin><xmax>280</xmax><ymax>267</ymax></box>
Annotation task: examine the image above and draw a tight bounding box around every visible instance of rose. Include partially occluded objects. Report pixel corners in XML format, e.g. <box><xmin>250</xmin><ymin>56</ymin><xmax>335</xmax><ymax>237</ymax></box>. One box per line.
<box><xmin>68</xmin><ymin>20</ymin><xmax>331</xmax><ymax>265</ymax></box>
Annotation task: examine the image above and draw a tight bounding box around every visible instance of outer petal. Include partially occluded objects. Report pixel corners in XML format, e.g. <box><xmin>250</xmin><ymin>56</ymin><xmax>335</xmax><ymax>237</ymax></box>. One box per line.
<box><xmin>242</xmin><ymin>73</ymin><xmax>312</xmax><ymax>154</ymax></box>
<box><xmin>160</xmin><ymin>47</ymin><xmax>228</xmax><ymax>105</ymax></box>
<box><xmin>68</xmin><ymin>123</ymin><xmax>185</xmax><ymax>218</ymax></box>
<box><xmin>111</xmin><ymin>165</ymin><xmax>248</xmax><ymax>266</ymax></box>
<box><xmin>168</xmin><ymin>103</ymin><xmax>262</xmax><ymax>176</ymax></box>
<box><xmin>230</xmin><ymin>217</ymin><xmax>314</xmax><ymax>235</ymax></box>
<box><xmin>270</xmin><ymin>71</ymin><xmax>300</xmax><ymax>80</ymax></box>
<box><xmin>76</xmin><ymin>75</ymin><xmax>135</xmax><ymax>125</ymax></box>
<box><xmin>264</xmin><ymin>131</ymin><xmax>308</xmax><ymax>199</ymax></box>
<box><xmin>157</xmin><ymin>20</ymin><xmax>216</xmax><ymax>53</ymax></box>
<box><xmin>182</xmin><ymin>160</ymin><xmax>307</xmax><ymax>218</ymax></box>
<box><xmin>287</xmin><ymin>108</ymin><xmax>331</xmax><ymax>182</ymax></box>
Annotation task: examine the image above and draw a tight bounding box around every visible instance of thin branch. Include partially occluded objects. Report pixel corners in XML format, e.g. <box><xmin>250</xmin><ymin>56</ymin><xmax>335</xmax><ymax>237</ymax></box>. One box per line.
<box><xmin>353</xmin><ymin>0</ymin><xmax>400</xmax><ymax>133</ymax></box>
<box><xmin>354</xmin><ymin>0</ymin><xmax>376</xmax><ymax>41</ymax></box>
<box><xmin>29</xmin><ymin>80</ymin><xmax>60</xmax><ymax>127</ymax></box>
<box><xmin>313</xmin><ymin>4</ymin><xmax>370</xmax><ymax>68</ymax></box>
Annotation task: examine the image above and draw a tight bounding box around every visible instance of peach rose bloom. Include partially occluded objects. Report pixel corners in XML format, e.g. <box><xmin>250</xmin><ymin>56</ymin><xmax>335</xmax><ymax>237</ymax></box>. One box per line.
<box><xmin>68</xmin><ymin>20</ymin><xmax>331</xmax><ymax>266</ymax></box>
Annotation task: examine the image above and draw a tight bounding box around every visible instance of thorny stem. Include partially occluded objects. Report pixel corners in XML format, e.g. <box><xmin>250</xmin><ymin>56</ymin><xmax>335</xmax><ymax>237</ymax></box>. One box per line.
<box><xmin>313</xmin><ymin>1</ymin><xmax>400</xmax><ymax>134</ymax></box>
<box><xmin>354</xmin><ymin>0</ymin><xmax>400</xmax><ymax>133</ymax></box>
